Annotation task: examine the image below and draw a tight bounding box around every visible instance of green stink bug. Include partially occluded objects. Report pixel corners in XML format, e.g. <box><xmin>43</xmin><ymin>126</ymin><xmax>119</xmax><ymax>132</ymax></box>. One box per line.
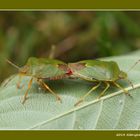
<box><xmin>7</xmin><ymin>57</ymin><xmax>70</xmax><ymax>104</ymax></box>
<box><xmin>68</xmin><ymin>60</ymin><xmax>135</xmax><ymax>106</ymax></box>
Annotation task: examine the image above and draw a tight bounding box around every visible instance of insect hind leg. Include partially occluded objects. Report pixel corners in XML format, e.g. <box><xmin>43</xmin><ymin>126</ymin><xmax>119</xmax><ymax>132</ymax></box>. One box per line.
<box><xmin>37</xmin><ymin>79</ymin><xmax>62</xmax><ymax>103</ymax></box>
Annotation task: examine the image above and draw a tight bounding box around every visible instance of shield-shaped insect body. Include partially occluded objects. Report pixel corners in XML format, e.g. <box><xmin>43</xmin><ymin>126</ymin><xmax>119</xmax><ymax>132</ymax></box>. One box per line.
<box><xmin>68</xmin><ymin>60</ymin><xmax>133</xmax><ymax>106</ymax></box>
<box><xmin>7</xmin><ymin>57</ymin><xmax>70</xmax><ymax>104</ymax></box>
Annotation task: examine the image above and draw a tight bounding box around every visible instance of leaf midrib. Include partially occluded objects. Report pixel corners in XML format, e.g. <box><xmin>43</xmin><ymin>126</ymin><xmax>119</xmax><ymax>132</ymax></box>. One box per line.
<box><xmin>27</xmin><ymin>82</ymin><xmax>140</xmax><ymax>129</ymax></box>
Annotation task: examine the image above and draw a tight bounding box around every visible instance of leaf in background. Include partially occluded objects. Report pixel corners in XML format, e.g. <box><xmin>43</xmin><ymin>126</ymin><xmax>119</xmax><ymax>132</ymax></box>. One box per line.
<box><xmin>0</xmin><ymin>55</ymin><xmax>140</xmax><ymax>130</ymax></box>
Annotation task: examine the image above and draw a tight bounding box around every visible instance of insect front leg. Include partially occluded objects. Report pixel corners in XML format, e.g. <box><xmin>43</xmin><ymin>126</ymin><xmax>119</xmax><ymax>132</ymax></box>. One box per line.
<box><xmin>22</xmin><ymin>77</ymin><xmax>34</xmax><ymax>104</ymax></box>
<box><xmin>36</xmin><ymin>79</ymin><xmax>62</xmax><ymax>103</ymax></box>
<box><xmin>17</xmin><ymin>74</ymin><xmax>24</xmax><ymax>89</ymax></box>
<box><xmin>124</xmin><ymin>78</ymin><xmax>134</xmax><ymax>89</ymax></box>
<box><xmin>74</xmin><ymin>82</ymin><xmax>101</xmax><ymax>106</ymax></box>
<box><xmin>97</xmin><ymin>82</ymin><xmax>110</xmax><ymax>99</ymax></box>
<box><xmin>113</xmin><ymin>82</ymin><xmax>133</xmax><ymax>98</ymax></box>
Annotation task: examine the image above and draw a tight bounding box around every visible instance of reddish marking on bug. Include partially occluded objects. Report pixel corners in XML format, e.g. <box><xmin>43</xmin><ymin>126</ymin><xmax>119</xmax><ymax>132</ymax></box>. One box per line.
<box><xmin>66</xmin><ymin>69</ymin><xmax>73</xmax><ymax>76</ymax></box>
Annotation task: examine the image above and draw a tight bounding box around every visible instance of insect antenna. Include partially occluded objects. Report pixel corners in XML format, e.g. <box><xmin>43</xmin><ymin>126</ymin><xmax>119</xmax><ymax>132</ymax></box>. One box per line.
<box><xmin>127</xmin><ymin>59</ymin><xmax>140</xmax><ymax>73</ymax></box>
<box><xmin>6</xmin><ymin>59</ymin><xmax>20</xmax><ymax>70</ymax></box>
<box><xmin>3</xmin><ymin>60</ymin><xmax>21</xmax><ymax>87</ymax></box>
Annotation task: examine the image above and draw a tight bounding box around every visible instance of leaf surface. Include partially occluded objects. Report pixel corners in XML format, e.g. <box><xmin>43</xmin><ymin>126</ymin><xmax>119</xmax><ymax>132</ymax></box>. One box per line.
<box><xmin>0</xmin><ymin>55</ymin><xmax>140</xmax><ymax>129</ymax></box>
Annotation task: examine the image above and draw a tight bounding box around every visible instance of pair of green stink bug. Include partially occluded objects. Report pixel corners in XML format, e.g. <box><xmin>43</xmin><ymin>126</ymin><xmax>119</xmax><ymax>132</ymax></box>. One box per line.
<box><xmin>6</xmin><ymin>57</ymin><xmax>138</xmax><ymax>106</ymax></box>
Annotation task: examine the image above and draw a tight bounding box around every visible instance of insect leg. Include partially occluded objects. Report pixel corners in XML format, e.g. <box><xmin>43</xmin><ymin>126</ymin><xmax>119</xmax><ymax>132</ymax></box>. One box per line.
<box><xmin>113</xmin><ymin>82</ymin><xmax>133</xmax><ymax>98</ymax></box>
<box><xmin>74</xmin><ymin>82</ymin><xmax>101</xmax><ymax>106</ymax></box>
<box><xmin>22</xmin><ymin>77</ymin><xmax>33</xmax><ymax>104</ymax></box>
<box><xmin>97</xmin><ymin>82</ymin><xmax>110</xmax><ymax>99</ymax></box>
<box><xmin>2</xmin><ymin>75</ymin><xmax>16</xmax><ymax>87</ymax></box>
<box><xmin>38</xmin><ymin>79</ymin><xmax>62</xmax><ymax>103</ymax></box>
<box><xmin>16</xmin><ymin>74</ymin><xmax>24</xmax><ymax>89</ymax></box>
<box><xmin>124</xmin><ymin>78</ymin><xmax>134</xmax><ymax>88</ymax></box>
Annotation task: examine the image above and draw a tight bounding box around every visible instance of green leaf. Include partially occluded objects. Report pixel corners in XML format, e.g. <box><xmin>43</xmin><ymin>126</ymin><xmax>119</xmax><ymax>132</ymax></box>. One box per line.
<box><xmin>0</xmin><ymin>55</ymin><xmax>140</xmax><ymax>130</ymax></box>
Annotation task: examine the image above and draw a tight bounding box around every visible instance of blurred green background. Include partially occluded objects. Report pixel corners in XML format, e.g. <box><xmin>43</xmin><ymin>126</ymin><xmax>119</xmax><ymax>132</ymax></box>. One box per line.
<box><xmin>0</xmin><ymin>11</ymin><xmax>140</xmax><ymax>83</ymax></box>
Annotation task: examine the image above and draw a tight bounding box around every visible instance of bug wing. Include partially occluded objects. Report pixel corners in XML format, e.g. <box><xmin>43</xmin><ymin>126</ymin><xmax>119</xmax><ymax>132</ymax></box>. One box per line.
<box><xmin>25</xmin><ymin>57</ymin><xmax>67</xmax><ymax>78</ymax></box>
<box><xmin>76</xmin><ymin>60</ymin><xmax>120</xmax><ymax>81</ymax></box>
<box><xmin>34</xmin><ymin>64</ymin><xmax>66</xmax><ymax>78</ymax></box>
<box><xmin>76</xmin><ymin>65</ymin><xmax>111</xmax><ymax>81</ymax></box>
